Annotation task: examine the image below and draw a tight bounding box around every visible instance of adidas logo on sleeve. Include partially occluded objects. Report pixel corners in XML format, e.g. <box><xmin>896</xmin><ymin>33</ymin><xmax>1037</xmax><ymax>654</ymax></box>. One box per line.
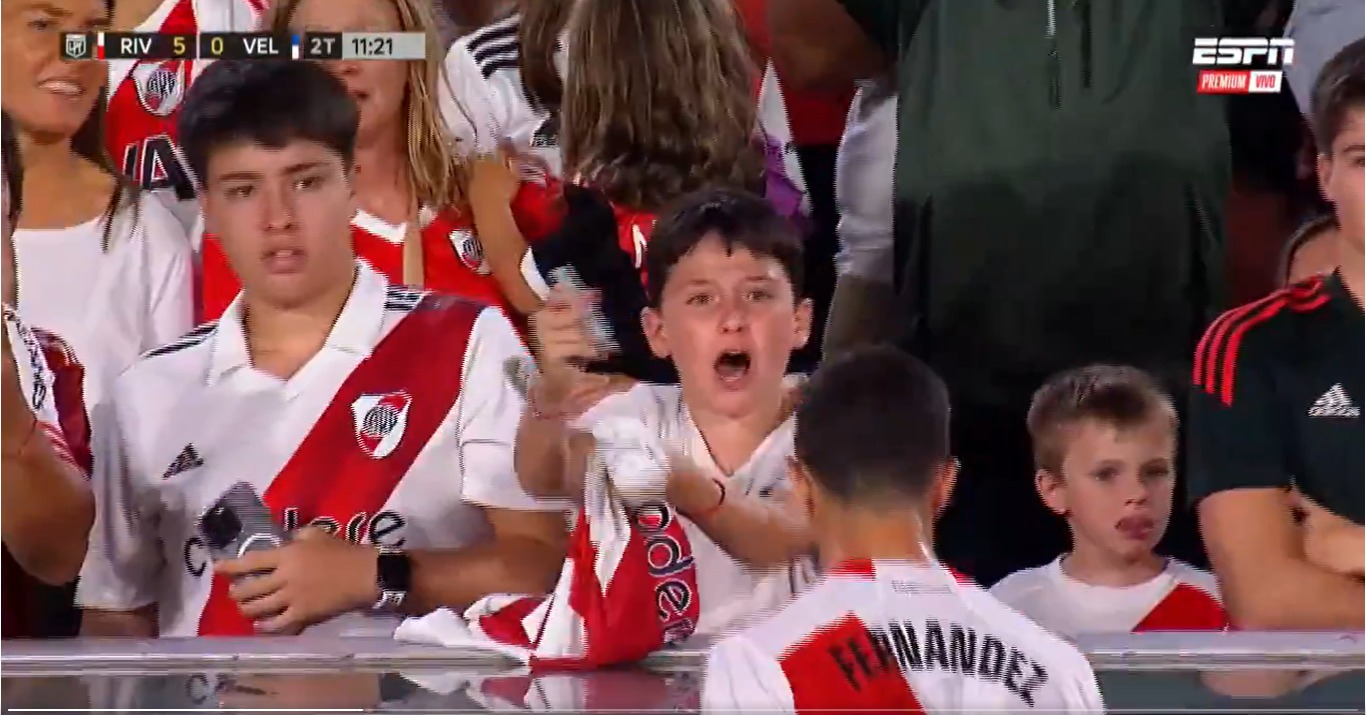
<box><xmin>1309</xmin><ymin>384</ymin><xmax>1361</xmax><ymax>419</ymax></box>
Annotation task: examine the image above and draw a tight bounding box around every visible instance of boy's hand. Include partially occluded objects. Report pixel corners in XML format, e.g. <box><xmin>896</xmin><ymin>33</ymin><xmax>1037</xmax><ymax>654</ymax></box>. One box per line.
<box><xmin>217</xmin><ymin>527</ymin><xmax>378</xmax><ymax>634</ymax></box>
<box><xmin>665</xmin><ymin>454</ymin><xmax>724</xmax><ymax>517</ymax></box>
<box><xmin>468</xmin><ymin>151</ymin><xmax>520</xmax><ymax>210</ymax></box>
<box><xmin>530</xmin><ymin>284</ymin><xmax>606</xmax><ymax>416</ymax></box>
<box><xmin>1294</xmin><ymin>490</ymin><xmax>1365</xmax><ymax>577</ymax></box>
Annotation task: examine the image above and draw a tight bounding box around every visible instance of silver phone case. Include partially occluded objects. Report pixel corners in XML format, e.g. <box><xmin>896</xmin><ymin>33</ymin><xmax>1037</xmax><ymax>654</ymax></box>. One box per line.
<box><xmin>198</xmin><ymin>482</ymin><xmax>289</xmax><ymax>565</ymax></box>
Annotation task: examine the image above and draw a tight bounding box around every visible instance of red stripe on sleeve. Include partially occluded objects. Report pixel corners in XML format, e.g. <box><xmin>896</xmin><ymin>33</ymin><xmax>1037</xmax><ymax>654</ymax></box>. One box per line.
<box><xmin>1193</xmin><ymin>277</ymin><xmax>1326</xmax><ymax>403</ymax></box>
<box><xmin>1215</xmin><ymin>292</ymin><xmax>1328</xmax><ymax>405</ymax></box>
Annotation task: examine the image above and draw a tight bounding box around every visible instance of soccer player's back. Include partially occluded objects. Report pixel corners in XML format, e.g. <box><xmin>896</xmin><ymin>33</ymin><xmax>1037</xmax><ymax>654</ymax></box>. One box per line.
<box><xmin>712</xmin><ymin>560</ymin><xmax>1098</xmax><ymax>712</ymax></box>
<box><xmin>702</xmin><ymin>346</ymin><xmax>1103</xmax><ymax>713</ymax></box>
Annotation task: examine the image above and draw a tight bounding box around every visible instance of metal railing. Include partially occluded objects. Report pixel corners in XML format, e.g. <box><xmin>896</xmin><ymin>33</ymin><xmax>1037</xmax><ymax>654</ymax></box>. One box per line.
<box><xmin>2</xmin><ymin>631</ymin><xmax>1361</xmax><ymax>676</ymax></box>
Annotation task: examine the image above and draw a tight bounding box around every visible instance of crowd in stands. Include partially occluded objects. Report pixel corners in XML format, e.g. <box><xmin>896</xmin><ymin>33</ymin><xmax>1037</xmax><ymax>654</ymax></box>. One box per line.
<box><xmin>0</xmin><ymin>0</ymin><xmax>1362</xmax><ymax>709</ymax></box>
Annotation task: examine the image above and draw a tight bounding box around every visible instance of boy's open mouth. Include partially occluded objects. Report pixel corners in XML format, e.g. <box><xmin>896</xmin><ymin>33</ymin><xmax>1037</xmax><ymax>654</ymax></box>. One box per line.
<box><xmin>714</xmin><ymin>350</ymin><xmax>752</xmax><ymax>385</ymax></box>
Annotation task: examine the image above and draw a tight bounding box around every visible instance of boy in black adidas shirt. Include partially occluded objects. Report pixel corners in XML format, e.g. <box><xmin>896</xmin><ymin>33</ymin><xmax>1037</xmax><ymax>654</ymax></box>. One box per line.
<box><xmin>1189</xmin><ymin>41</ymin><xmax>1364</xmax><ymax>631</ymax></box>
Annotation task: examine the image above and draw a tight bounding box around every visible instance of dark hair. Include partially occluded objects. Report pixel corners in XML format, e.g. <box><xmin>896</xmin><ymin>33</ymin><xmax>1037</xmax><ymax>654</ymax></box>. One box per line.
<box><xmin>3</xmin><ymin>112</ymin><xmax>22</xmax><ymax>229</ymax></box>
<box><xmin>1027</xmin><ymin>364</ymin><xmax>1177</xmax><ymax>474</ymax></box>
<box><xmin>85</xmin><ymin>0</ymin><xmax>139</xmax><ymax>250</ymax></box>
<box><xmin>795</xmin><ymin>345</ymin><xmax>952</xmax><ymax>504</ymax></box>
<box><xmin>644</xmin><ymin>188</ymin><xmax>803</xmax><ymax>307</ymax></box>
<box><xmin>178</xmin><ymin>60</ymin><xmax>359</xmax><ymax>186</ymax></box>
<box><xmin>518</xmin><ymin>0</ymin><xmax>571</xmax><ymax>115</ymax></box>
<box><xmin>1311</xmin><ymin>40</ymin><xmax>1364</xmax><ymax>154</ymax></box>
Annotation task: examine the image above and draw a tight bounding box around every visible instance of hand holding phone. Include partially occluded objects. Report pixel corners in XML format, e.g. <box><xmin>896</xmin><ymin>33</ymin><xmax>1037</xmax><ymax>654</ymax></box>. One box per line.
<box><xmin>198</xmin><ymin>482</ymin><xmax>289</xmax><ymax>582</ymax></box>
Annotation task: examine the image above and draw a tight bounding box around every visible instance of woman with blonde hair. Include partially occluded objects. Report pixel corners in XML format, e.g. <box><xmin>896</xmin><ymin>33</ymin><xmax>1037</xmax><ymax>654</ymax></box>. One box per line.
<box><xmin>200</xmin><ymin>0</ymin><xmax>561</xmax><ymax>321</ymax></box>
<box><xmin>517</xmin><ymin>0</ymin><xmax>767</xmax><ymax>383</ymax></box>
<box><xmin>2</xmin><ymin>0</ymin><xmax>193</xmax><ymax>411</ymax></box>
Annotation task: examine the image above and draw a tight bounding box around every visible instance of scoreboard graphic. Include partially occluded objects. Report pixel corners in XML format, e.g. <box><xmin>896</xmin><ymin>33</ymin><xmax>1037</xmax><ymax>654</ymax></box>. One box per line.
<box><xmin>60</xmin><ymin>32</ymin><xmax>426</xmax><ymax>61</ymax></box>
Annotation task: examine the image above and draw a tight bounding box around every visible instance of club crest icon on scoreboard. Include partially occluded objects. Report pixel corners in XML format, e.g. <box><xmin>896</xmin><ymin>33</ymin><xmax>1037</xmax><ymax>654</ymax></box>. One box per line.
<box><xmin>352</xmin><ymin>391</ymin><xmax>412</xmax><ymax>459</ymax></box>
<box><xmin>64</xmin><ymin>33</ymin><xmax>89</xmax><ymax>61</ymax></box>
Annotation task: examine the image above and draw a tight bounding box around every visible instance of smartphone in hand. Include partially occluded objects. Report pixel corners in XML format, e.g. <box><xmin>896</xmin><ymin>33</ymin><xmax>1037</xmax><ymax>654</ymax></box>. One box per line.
<box><xmin>198</xmin><ymin>482</ymin><xmax>289</xmax><ymax>580</ymax></box>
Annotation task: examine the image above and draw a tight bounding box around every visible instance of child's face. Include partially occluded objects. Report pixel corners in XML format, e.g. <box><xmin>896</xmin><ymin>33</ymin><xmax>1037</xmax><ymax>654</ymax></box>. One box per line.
<box><xmin>1036</xmin><ymin>418</ymin><xmax>1176</xmax><ymax>564</ymax></box>
<box><xmin>642</xmin><ymin>234</ymin><xmax>811</xmax><ymax>418</ymax></box>
<box><xmin>1319</xmin><ymin>108</ymin><xmax>1364</xmax><ymax>253</ymax></box>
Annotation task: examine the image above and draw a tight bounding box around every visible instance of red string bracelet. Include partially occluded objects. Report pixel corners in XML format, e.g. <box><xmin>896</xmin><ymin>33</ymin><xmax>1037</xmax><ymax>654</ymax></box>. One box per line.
<box><xmin>691</xmin><ymin>478</ymin><xmax>727</xmax><ymax>521</ymax></box>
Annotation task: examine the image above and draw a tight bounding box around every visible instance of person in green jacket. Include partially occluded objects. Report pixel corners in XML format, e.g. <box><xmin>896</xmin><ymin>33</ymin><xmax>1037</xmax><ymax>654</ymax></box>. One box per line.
<box><xmin>769</xmin><ymin>0</ymin><xmax>1230</xmax><ymax>585</ymax></box>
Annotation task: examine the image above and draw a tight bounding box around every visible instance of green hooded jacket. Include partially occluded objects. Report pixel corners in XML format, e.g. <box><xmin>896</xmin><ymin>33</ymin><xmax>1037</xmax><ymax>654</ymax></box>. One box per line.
<box><xmin>837</xmin><ymin>0</ymin><xmax>1231</xmax><ymax>410</ymax></box>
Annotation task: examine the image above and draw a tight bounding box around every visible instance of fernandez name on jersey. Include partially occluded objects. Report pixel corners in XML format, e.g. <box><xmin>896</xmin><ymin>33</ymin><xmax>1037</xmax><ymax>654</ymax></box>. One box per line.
<box><xmin>832</xmin><ymin>618</ymin><xmax>1050</xmax><ymax>707</ymax></box>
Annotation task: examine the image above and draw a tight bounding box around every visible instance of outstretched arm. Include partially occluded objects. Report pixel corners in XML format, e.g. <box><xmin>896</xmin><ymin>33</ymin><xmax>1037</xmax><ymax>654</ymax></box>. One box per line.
<box><xmin>1</xmin><ymin>326</ymin><xmax>93</xmax><ymax>585</ymax></box>
<box><xmin>669</xmin><ymin>462</ymin><xmax>812</xmax><ymax>571</ymax></box>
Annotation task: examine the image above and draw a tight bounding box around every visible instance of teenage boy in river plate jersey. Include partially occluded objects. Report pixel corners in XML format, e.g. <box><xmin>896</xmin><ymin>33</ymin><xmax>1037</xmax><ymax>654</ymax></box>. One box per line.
<box><xmin>77</xmin><ymin>60</ymin><xmax>566</xmax><ymax>638</ymax></box>
<box><xmin>702</xmin><ymin>346</ymin><xmax>1103</xmax><ymax>713</ymax></box>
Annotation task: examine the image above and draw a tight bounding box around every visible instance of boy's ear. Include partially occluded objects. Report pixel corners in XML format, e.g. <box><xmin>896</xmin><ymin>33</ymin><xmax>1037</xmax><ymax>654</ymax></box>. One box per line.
<box><xmin>931</xmin><ymin>457</ymin><xmax>959</xmax><ymax>518</ymax></box>
<box><xmin>640</xmin><ymin>306</ymin><xmax>670</xmax><ymax>359</ymax></box>
<box><xmin>786</xmin><ymin>456</ymin><xmax>815</xmax><ymax>517</ymax></box>
<box><xmin>793</xmin><ymin>297</ymin><xmax>813</xmax><ymax>349</ymax></box>
<box><xmin>1035</xmin><ymin>468</ymin><xmax>1068</xmax><ymax>517</ymax></box>
<box><xmin>1318</xmin><ymin>152</ymin><xmax>1333</xmax><ymax>205</ymax></box>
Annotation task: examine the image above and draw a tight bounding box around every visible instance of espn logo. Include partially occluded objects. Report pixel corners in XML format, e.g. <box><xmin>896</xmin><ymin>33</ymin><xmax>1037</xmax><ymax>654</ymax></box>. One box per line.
<box><xmin>1197</xmin><ymin>69</ymin><xmax>1285</xmax><ymax>94</ymax></box>
<box><xmin>1193</xmin><ymin>38</ymin><xmax>1292</xmax><ymax>94</ymax></box>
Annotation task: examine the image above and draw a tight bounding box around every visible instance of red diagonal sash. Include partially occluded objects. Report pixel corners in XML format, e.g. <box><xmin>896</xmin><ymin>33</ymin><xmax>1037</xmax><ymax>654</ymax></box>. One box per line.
<box><xmin>197</xmin><ymin>294</ymin><xmax>482</xmax><ymax>635</ymax></box>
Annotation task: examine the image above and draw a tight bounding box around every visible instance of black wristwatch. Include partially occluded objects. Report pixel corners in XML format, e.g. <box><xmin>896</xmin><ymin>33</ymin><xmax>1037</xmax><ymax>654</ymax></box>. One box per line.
<box><xmin>372</xmin><ymin>547</ymin><xmax>412</xmax><ymax>612</ymax></box>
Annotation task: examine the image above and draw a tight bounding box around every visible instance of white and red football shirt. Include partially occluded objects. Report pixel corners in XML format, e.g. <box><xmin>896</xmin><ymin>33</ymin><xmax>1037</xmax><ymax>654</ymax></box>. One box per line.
<box><xmin>105</xmin><ymin>0</ymin><xmax>264</xmax><ymax>231</ymax></box>
<box><xmin>440</xmin><ymin>12</ymin><xmax>567</xmax><ymax>176</ymax></box>
<box><xmin>989</xmin><ymin>556</ymin><xmax>1228</xmax><ymax>639</ymax></box>
<box><xmin>199</xmin><ymin>182</ymin><xmax>563</xmax><ymax>325</ymax></box>
<box><xmin>75</xmin><ymin>261</ymin><xmax>561</xmax><ymax>637</ymax></box>
<box><xmin>703</xmin><ymin>558</ymin><xmax>1105</xmax><ymax>713</ymax></box>
<box><xmin>571</xmin><ymin>382</ymin><xmax>811</xmax><ymax>638</ymax></box>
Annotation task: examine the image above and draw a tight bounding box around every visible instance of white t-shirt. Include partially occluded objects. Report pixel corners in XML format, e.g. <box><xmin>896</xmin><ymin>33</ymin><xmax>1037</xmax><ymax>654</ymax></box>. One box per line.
<box><xmin>440</xmin><ymin>12</ymin><xmax>566</xmax><ymax>176</ymax></box>
<box><xmin>575</xmin><ymin>382</ymin><xmax>809</xmax><ymax>638</ymax></box>
<box><xmin>703</xmin><ymin>559</ymin><xmax>1105</xmax><ymax>713</ymax></box>
<box><xmin>834</xmin><ymin>78</ymin><xmax>897</xmax><ymax>283</ymax></box>
<box><xmin>990</xmin><ymin>556</ymin><xmax>1226</xmax><ymax>639</ymax></box>
<box><xmin>14</xmin><ymin>193</ymin><xmax>194</xmax><ymax>411</ymax></box>
<box><xmin>75</xmin><ymin>262</ymin><xmax>557</xmax><ymax>636</ymax></box>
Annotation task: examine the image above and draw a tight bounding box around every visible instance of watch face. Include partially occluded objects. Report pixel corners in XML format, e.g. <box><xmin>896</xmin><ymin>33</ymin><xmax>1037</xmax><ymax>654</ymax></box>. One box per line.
<box><xmin>377</xmin><ymin>551</ymin><xmax>413</xmax><ymax>592</ymax></box>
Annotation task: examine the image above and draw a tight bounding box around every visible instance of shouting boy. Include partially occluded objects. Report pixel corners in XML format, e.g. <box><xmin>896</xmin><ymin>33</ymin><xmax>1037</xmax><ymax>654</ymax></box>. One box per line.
<box><xmin>991</xmin><ymin>365</ymin><xmax>1226</xmax><ymax>637</ymax></box>
<box><xmin>517</xmin><ymin>187</ymin><xmax>816</xmax><ymax>639</ymax></box>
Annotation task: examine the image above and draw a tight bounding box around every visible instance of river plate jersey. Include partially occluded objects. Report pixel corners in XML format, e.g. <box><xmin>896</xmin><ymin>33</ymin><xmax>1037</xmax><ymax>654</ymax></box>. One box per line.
<box><xmin>991</xmin><ymin>557</ymin><xmax>1227</xmax><ymax>639</ymax></box>
<box><xmin>76</xmin><ymin>262</ymin><xmax>561</xmax><ymax>636</ymax></box>
<box><xmin>703</xmin><ymin>558</ymin><xmax>1105</xmax><ymax>713</ymax></box>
